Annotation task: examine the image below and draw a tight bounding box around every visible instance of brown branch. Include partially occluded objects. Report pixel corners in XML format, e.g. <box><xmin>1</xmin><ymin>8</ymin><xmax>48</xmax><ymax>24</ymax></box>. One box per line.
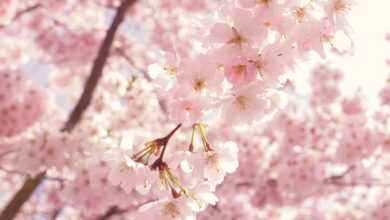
<box><xmin>62</xmin><ymin>0</ymin><xmax>137</xmax><ymax>132</ymax></box>
<box><xmin>0</xmin><ymin>3</ymin><xmax>42</xmax><ymax>29</ymax></box>
<box><xmin>323</xmin><ymin>165</ymin><xmax>356</xmax><ymax>185</ymax></box>
<box><xmin>0</xmin><ymin>1</ymin><xmax>137</xmax><ymax>219</ymax></box>
<box><xmin>99</xmin><ymin>199</ymin><xmax>157</xmax><ymax>220</ymax></box>
<box><xmin>98</xmin><ymin>206</ymin><xmax>126</xmax><ymax>220</ymax></box>
<box><xmin>49</xmin><ymin>208</ymin><xmax>62</xmax><ymax>220</ymax></box>
<box><xmin>0</xmin><ymin>171</ymin><xmax>46</xmax><ymax>220</ymax></box>
<box><xmin>13</xmin><ymin>4</ymin><xmax>42</xmax><ymax>21</ymax></box>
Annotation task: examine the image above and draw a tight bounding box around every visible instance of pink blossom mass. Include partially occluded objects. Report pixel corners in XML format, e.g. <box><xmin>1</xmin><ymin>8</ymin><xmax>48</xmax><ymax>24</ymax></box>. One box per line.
<box><xmin>0</xmin><ymin>0</ymin><xmax>389</xmax><ymax>220</ymax></box>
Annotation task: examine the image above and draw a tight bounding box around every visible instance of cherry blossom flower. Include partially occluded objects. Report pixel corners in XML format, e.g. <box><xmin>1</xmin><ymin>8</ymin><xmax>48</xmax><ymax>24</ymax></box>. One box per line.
<box><xmin>167</xmin><ymin>95</ymin><xmax>211</xmax><ymax>125</ymax></box>
<box><xmin>224</xmin><ymin>55</ymin><xmax>257</xmax><ymax>86</ymax></box>
<box><xmin>176</xmin><ymin>54</ymin><xmax>223</xmax><ymax>95</ymax></box>
<box><xmin>323</xmin><ymin>0</ymin><xmax>355</xmax><ymax>31</ymax></box>
<box><xmin>209</xmin><ymin>7</ymin><xmax>266</xmax><ymax>47</ymax></box>
<box><xmin>221</xmin><ymin>82</ymin><xmax>268</xmax><ymax>124</ymax></box>
<box><xmin>188</xmin><ymin>141</ymin><xmax>239</xmax><ymax>185</ymax></box>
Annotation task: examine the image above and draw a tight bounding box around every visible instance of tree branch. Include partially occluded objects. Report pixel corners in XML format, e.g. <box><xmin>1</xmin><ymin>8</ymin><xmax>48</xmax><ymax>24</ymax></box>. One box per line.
<box><xmin>98</xmin><ymin>206</ymin><xmax>126</xmax><ymax>220</ymax></box>
<box><xmin>0</xmin><ymin>1</ymin><xmax>137</xmax><ymax>219</ymax></box>
<box><xmin>0</xmin><ymin>3</ymin><xmax>42</xmax><ymax>29</ymax></box>
<box><xmin>98</xmin><ymin>199</ymin><xmax>157</xmax><ymax>220</ymax></box>
<box><xmin>13</xmin><ymin>4</ymin><xmax>42</xmax><ymax>21</ymax></box>
<box><xmin>62</xmin><ymin>0</ymin><xmax>137</xmax><ymax>132</ymax></box>
<box><xmin>0</xmin><ymin>171</ymin><xmax>46</xmax><ymax>220</ymax></box>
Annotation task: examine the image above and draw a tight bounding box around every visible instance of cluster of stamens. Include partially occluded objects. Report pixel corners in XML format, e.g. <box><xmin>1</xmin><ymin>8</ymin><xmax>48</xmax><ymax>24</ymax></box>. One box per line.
<box><xmin>189</xmin><ymin>123</ymin><xmax>213</xmax><ymax>152</ymax></box>
<box><xmin>128</xmin><ymin>123</ymin><xmax>216</xmax><ymax>203</ymax></box>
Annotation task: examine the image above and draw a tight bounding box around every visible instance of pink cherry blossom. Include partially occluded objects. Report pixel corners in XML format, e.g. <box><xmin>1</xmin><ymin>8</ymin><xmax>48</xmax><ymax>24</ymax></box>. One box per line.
<box><xmin>221</xmin><ymin>82</ymin><xmax>268</xmax><ymax>124</ymax></box>
<box><xmin>188</xmin><ymin>141</ymin><xmax>239</xmax><ymax>185</ymax></box>
<box><xmin>209</xmin><ymin>7</ymin><xmax>266</xmax><ymax>47</ymax></box>
<box><xmin>224</xmin><ymin>56</ymin><xmax>257</xmax><ymax>86</ymax></box>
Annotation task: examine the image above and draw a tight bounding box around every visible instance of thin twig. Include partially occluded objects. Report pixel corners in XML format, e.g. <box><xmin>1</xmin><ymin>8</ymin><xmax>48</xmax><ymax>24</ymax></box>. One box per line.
<box><xmin>98</xmin><ymin>206</ymin><xmax>126</xmax><ymax>220</ymax></box>
<box><xmin>99</xmin><ymin>200</ymin><xmax>157</xmax><ymax>220</ymax></box>
<box><xmin>49</xmin><ymin>208</ymin><xmax>62</xmax><ymax>220</ymax></box>
<box><xmin>323</xmin><ymin>165</ymin><xmax>356</xmax><ymax>184</ymax></box>
<box><xmin>151</xmin><ymin>124</ymin><xmax>182</xmax><ymax>169</ymax></box>
<box><xmin>13</xmin><ymin>4</ymin><xmax>42</xmax><ymax>21</ymax></box>
<box><xmin>0</xmin><ymin>3</ymin><xmax>42</xmax><ymax>29</ymax></box>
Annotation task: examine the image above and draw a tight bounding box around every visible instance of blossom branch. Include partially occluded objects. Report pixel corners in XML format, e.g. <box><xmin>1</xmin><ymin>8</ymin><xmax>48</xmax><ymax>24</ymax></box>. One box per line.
<box><xmin>0</xmin><ymin>171</ymin><xmax>46</xmax><ymax>220</ymax></box>
<box><xmin>0</xmin><ymin>1</ymin><xmax>137</xmax><ymax>219</ymax></box>
<box><xmin>62</xmin><ymin>0</ymin><xmax>137</xmax><ymax>132</ymax></box>
<box><xmin>99</xmin><ymin>199</ymin><xmax>157</xmax><ymax>220</ymax></box>
<box><xmin>0</xmin><ymin>3</ymin><xmax>42</xmax><ymax>29</ymax></box>
<box><xmin>12</xmin><ymin>4</ymin><xmax>42</xmax><ymax>21</ymax></box>
<box><xmin>98</xmin><ymin>206</ymin><xmax>127</xmax><ymax>220</ymax></box>
<box><xmin>323</xmin><ymin>165</ymin><xmax>356</xmax><ymax>185</ymax></box>
<box><xmin>48</xmin><ymin>208</ymin><xmax>62</xmax><ymax>220</ymax></box>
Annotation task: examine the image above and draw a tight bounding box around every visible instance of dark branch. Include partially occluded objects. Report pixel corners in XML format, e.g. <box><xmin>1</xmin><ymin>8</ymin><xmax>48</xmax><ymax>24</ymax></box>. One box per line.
<box><xmin>151</xmin><ymin>124</ymin><xmax>182</xmax><ymax>169</ymax></box>
<box><xmin>62</xmin><ymin>0</ymin><xmax>137</xmax><ymax>132</ymax></box>
<box><xmin>0</xmin><ymin>1</ymin><xmax>137</xmax><ymax>219</ymax></box>
<box><xmin>0</xmin><ymin>171</ymin><xmax>46</xmax><ymax>220</ymax></box>
<box><xmin>49</xmin><ymin>208</ymin><xmax>62</xmax><ymax>220</ymax></box>
<box><xmin>98</xmin><ymin>206</ymin><xmax>127</xmax><ymax>220</ymax></box>
<box><xmin>323</xmin><ymin>165</ymin><xmax>356</xmax><ymax>185</ymax></box>
<box><xmin>0</xmin><ymin>3</ymin><xmax>42</xmax><ymax>29</ymax></box>
<box><xmin>98</xmin><ymin>199</ymin><xmax>157</xmax><ymax>220</ymax></box>
<box><xmin>13</xmin><ymin>4</ymin><xmax>42</xmax><ymax>21</ymax></box>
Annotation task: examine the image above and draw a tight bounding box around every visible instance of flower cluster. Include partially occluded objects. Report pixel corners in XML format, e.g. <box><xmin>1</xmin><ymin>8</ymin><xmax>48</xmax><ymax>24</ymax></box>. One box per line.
<box><xmin>199</xmin><ymin>64</ymin><xmax>390</xmax><ymax>220</ymax></box>
<box><xmin>150</xmin><ymin>0</ymin><xmax>354</xmax><ymax>126</ymax></box>
<box><xmin>0</xmin><ymin>71</ymin><xmax>44</xmax><ymax>137</ymax></box>
<box><xmin>0</xmin><ymin>1</ymin><xmax>362</xmax><ymax>220</ymax></box>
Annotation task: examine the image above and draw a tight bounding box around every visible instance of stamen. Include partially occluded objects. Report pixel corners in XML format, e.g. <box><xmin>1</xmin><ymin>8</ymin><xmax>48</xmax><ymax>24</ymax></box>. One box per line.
<box><xmin>236</xmin><ymin>95</ymin><xmax>248</xmax><ymax>110</ymax></box>
<box><xmin>158</xmin><ymin>162</ymin><xmax>190</xmax><ymax>198</ymax></box>
<box><xmin>258</xmin><ymin>0</ymin><xmax>271</xmax><ymax>6</ymax></box>
<box><xmin>228</xmin><ymin>27</ymin><xmax>247</xmax><ymax>47</ymax></box>
<box><xmin>334</xmin><ymin>0</ymin><xmax>349</xmax><ymax>12</ymax></box>
<box><xmin>207</xmin><ymin>151</ymin><xmax>219</xmax><ymax>168</ymax></box>
<box><xmin>233</xmin><ymin>64</ymin><xmax>247</xmax><ymax>75</ymax></box>
<box><xmin>162</xmin><ymin>202</ymin><xmax>179</xmax><ymax>218</ymax></box>
<box><xmin>163</xmin><ymin>66</ymin><xmax>177</xmax><ymax>76</ymax></box>
<box><xmin>294</xmin><ymin>7</ymin><xmax>306</xmax><ymax>23</ymax></box>
<box><xmin>196</xmin><ymin>123</ymin><xmax>213</xmax><ymax>152</ymax></box>
<box><xmin>131</xmin><ymin>141</ymin><xmax>160</xmax><ymax>165</ymax></box>
<box><xmin>193</xmin><ymin>79</ymin><xmax>205</xmax><ymax>92</ymax></box>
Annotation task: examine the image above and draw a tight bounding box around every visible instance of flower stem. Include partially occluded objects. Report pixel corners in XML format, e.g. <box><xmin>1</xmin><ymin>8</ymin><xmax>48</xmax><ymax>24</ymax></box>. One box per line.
<box><xmin>151</xmin><ymin>124</ymin><xmax>182</xmax><ymax>169</ymax></box>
